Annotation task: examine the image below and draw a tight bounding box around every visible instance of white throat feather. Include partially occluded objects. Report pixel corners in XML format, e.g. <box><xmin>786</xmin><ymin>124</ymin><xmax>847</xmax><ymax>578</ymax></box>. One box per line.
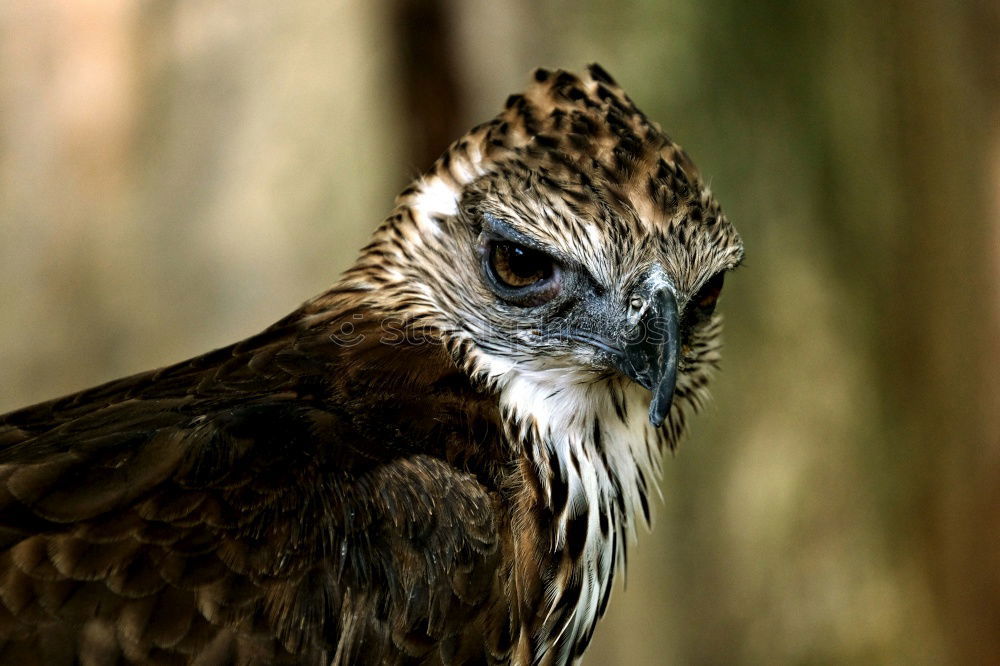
<box><xmin>496</xmin><ymin>364</ymin><xmax>668</xmax><ymax>662</ymax></box>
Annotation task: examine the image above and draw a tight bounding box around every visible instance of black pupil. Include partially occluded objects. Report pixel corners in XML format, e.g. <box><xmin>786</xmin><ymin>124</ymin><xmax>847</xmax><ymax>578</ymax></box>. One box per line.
<box><xmin>507</xmin><ymin>245</ymin><xmax>541</xmax><ymax>279</ymax></box>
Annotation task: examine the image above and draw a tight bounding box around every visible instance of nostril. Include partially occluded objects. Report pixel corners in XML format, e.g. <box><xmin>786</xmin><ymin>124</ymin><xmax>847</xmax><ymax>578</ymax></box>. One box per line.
<box><xmin>627</xmin><ymin>296</ymin><xmax>647</xmax><ymax>327</ymax></box>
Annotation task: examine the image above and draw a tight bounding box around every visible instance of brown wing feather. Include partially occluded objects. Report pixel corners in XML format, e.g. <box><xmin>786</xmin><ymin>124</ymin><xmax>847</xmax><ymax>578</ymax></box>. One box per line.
<box><xmin>0</xmin><ymin>310</ymin><xmax>508</xmax><ymax>665</ymax></box>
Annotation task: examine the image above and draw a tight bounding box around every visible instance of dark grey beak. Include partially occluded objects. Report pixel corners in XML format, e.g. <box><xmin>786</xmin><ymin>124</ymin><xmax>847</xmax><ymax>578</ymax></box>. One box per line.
<box><xmin>617</xmin><ymin>284</ymin><xmax>681</xmax><ymax>427</ymax></box>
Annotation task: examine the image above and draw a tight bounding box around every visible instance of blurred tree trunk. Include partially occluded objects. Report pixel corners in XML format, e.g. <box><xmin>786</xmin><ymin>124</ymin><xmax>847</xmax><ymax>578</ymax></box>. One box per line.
<box><xmin>884</xmin><ymin>1</ymin><xmax>1000</xmax><ymax>663</ymax></box>
<box><xmin>389</xmin><ymin>0</ymin><xmax>465</xmax><ymax>173</ymax></box>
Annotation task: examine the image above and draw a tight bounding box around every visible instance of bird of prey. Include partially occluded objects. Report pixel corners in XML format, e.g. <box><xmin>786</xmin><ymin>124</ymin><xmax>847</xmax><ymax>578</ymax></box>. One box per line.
<box><xmin>0</xmin><ymin>64</ymin><xmax>743</xmax><ymax>665</ymax></box>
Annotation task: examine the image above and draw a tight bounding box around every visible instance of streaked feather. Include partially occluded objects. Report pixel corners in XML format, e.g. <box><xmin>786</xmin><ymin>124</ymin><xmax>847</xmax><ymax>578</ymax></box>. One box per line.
<box><xmin>0</xmin><ymin>64</ymin><xmax>742</xmax><ymax>665</ymax></box>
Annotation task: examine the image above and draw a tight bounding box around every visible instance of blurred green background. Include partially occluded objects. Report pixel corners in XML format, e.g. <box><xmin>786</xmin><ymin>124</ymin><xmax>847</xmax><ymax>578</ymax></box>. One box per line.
<box><xmin>1</xmin><ymin>1</ymin><xmax>997</xmax><ymax>663</ymax></box>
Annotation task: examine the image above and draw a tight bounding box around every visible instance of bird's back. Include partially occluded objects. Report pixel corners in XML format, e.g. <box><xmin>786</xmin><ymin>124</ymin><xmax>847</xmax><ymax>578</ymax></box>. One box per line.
<box><xmin>0</xmin><ymin>312</ymin><xmax>513</xmax><ymax>665</ymax></box>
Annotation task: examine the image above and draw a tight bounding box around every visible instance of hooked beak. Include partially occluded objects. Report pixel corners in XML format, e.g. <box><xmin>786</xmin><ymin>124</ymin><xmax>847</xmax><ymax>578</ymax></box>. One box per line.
<box><xmin>617</xmin><ymin>283</ymin><xmax>681</xmax><ymax>427</ymax></box>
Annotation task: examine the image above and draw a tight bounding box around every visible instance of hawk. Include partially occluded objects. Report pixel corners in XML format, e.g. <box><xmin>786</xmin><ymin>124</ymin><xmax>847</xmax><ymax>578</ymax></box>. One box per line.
<box><xmin>0</xmin><ymin>65</ymin><xmax>743</xmax><ymax>665</ymax></box>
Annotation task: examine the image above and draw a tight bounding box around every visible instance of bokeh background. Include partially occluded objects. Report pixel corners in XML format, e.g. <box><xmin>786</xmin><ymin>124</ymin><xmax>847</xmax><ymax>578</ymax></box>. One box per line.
<box><xmin>2</xmin><ymin>1</ymin><xmax>998</xmax><ymax>663</ymax></box>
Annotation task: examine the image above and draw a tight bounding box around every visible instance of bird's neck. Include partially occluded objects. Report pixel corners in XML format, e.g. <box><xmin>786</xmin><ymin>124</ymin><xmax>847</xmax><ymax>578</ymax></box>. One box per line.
<box><xmin>497</xmin><ymin>367</ymin><xmax>667</xmax><ymax>662</ymax></box>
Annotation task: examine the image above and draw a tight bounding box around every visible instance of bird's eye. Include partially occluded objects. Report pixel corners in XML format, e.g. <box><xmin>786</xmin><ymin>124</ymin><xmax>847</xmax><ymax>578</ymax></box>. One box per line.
<box><xmin>489</xmin><ymin>241</ymin><xmax>552</xmax><ymax>288</ymax></box>
<box><xmin>483</xmin><ymin>240</ymin><xmax>561</xmax><ymax>306</ymax></box>
<box><xmin>690</xmin><ymin>272</ymin><xmax>724</xmax><ymax>319</ymax></box>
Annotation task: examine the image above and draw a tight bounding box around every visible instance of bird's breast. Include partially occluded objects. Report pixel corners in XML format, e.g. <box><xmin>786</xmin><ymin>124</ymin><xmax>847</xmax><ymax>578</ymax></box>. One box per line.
<box><xmin>497</xmin><ymin>370</ymin><xmax>663</xmax><ymax>663</ymax></box>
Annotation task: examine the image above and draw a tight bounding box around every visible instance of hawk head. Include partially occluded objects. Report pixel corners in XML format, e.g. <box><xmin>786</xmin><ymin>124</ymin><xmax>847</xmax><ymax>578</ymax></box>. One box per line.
<box><xmin>338</xmin><ymin>63</ymin><xmax>742</xmax><ymax>439</ymax></box>
<box><xmin>330</xmin><ymin>63</ymin><xmax>743</xmax><ymax>659</ymax></box>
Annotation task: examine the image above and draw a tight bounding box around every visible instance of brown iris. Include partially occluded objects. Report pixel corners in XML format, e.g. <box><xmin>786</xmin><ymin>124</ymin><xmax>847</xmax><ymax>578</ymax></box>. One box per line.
<box><xmin>488</xmin><ymin>241</ymin><xmax>553</xmax><ymax>288</ymax></box>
